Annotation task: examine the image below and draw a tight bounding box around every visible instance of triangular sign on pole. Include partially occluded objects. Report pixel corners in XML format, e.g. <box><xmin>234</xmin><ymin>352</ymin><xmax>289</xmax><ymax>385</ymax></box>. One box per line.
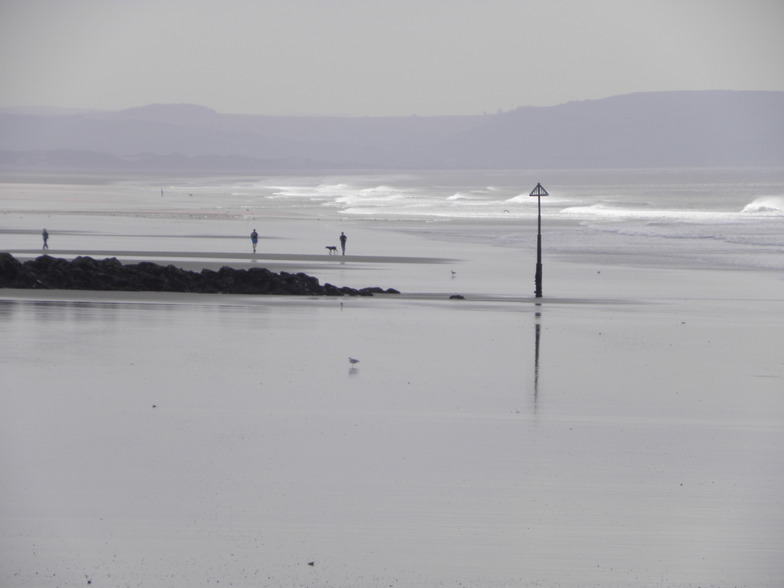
<box><xmin>530</xmin><ymin>182</ymin><xmax>547</xmax><ymax>298</ymax></box>
<box><xmin>529</xmin><ymin>183</ymin><xmax>548</xmax><ymax>197</ymax></box>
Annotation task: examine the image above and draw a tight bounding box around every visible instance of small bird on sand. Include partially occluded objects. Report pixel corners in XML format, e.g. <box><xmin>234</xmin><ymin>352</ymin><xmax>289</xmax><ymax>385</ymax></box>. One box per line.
<box><xmin>348</xmin><ymin>357</ymin><xmax>359</xmax><ymax>365</ymax></box>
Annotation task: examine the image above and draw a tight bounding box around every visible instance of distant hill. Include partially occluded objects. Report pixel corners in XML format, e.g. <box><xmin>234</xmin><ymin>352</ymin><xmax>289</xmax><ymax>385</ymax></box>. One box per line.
<box><xmin>440</xmin><ymin>91</ymin><xmax>784</xmax><ymax>168</ymax></box>
<box><xmin>1</xmin><ymin>91</ymin><xmax>782</xmax><ymax>172</ymax></box>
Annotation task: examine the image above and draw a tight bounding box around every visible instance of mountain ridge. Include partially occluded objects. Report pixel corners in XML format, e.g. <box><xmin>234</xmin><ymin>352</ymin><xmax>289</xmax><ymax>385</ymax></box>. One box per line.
<box><xmin>1</xmin><ymin>90</ymin><xmax>782</xmax><ymax>171</ymax></box>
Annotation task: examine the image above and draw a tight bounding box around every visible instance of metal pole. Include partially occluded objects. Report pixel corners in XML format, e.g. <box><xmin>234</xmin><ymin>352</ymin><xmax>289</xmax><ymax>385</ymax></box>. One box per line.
<box><xmin>529</xmin><ymin>182</ymin><xmax>547</xmax><ymax>298</ymax></box>
<box><xmin>535</xmin><ymin>193</ymin><xmax>543</xmax><ymax>298</ymax></box>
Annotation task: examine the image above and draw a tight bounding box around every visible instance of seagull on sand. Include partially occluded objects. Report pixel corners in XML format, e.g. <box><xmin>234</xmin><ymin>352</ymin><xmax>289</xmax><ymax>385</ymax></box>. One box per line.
<box><xmin>348</xmin><ymin>357</ymin><xmax>360</xmax><ymax>365</ymax></box>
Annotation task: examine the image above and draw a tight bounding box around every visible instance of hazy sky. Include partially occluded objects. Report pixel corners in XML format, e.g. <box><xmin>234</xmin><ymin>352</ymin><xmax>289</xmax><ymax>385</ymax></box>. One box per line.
<box><xmin>1</xmin><ymin>0</ymin><xmax>782</xmax><ymax>116</ymax></box>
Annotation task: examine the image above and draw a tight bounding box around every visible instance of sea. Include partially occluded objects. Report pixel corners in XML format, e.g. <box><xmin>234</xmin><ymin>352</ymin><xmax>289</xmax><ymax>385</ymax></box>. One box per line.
<box><xmin>2</xmin><ymin>167</ymin><xmax>784</xmax><ymax>588</ymax></box>
<box><xmin>3</xmin><ymin>167</ymin><xmax>783</xmax><ymax>272</ymax></box>
<box><xmin>234</xmin><ymin>167</ymin><xmax>784</xmax><ymax>270</ymax></box>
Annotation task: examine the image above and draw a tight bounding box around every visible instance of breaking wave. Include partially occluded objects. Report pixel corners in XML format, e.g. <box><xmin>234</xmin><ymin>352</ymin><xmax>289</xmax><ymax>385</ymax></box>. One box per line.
<box><xmin>741</xmin><ymin>196</ymin><xmax>784</xmax><ymax>215</ymax></box>
<box><xmin>559</xmin><ymin>203</ymin><xmax>731</xmax><ymax>222</ymax></box>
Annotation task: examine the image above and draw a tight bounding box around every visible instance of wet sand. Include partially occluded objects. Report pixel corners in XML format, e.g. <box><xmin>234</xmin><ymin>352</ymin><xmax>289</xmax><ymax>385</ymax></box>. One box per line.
<box><xmin>1</xmin><ymin>210</ymin><xmax>783</xmax><ymax>587</ymax></box>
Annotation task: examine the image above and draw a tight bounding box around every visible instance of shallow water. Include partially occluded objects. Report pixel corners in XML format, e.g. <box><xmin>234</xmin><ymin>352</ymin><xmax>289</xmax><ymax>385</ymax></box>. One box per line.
<box><xmin>3</xmin><ymin>168</ymin><xmax>783</xmax><ymax>273</ymax></box>
<box><xmin>2</xmin><ymin>170</ymin><xmax>784</xmax><ymax>587</ymax></box>
<box><xmin>2</xmin><ymin>284</ymin><xmax>783</xmax><ymax>587</ymax></box>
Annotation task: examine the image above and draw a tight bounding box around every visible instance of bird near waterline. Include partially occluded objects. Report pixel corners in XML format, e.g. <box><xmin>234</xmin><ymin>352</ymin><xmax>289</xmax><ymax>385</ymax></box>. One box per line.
<box><xmin>348</xmin><ymin>356</ymin><xmax>360</xmax><ymax>376</ymax></box>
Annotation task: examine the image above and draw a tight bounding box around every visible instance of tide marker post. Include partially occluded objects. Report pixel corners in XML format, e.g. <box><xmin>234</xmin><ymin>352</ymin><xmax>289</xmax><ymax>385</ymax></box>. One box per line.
<box><xmin>530</xmin><ymin>183</ymin><xmax>548</xmax><ymax>298</ymax></box>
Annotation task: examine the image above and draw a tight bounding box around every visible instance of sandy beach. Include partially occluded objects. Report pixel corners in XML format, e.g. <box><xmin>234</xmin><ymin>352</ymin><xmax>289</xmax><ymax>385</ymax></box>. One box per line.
<box><xmin>1</xmin><ymin>175</ymin><xmax>783</xmax><ymax>587</ymax></box>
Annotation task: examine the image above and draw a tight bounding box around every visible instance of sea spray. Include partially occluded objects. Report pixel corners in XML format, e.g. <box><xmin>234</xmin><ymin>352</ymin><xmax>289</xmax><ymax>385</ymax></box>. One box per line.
<box><xmin>741</xmin><ymin>195</ymin><xmax>784</xmax><ymax>215</ymax></box>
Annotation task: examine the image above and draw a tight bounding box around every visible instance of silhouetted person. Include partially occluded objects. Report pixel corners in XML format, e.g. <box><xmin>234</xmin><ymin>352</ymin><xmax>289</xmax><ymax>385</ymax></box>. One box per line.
<box><xmin>250</xmin><ymin>229</ymin><xmax>259</xmax><ymax>253</ymax></box>
<box><xmin>340</xmin><ymin>232</ymin><xmax>347</xmax><ymax>255</ymax></box>
<box><xmin>42</xmin><ymin>228</ymin><xmax>49</xmax><ymax>250</ymax></box>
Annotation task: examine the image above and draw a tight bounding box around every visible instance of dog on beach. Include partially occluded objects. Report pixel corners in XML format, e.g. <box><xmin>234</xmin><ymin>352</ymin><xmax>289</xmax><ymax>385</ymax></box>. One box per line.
<box><xmin>326</xmin><ymin>246</ymin><xmax>338</xmax><ymax>255</ymax></box>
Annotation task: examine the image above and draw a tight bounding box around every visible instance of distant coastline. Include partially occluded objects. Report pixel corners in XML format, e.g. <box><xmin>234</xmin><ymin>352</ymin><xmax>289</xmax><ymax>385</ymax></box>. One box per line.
<box><xmin>2</xmin><ymin>90</ymin><xmax>782</xmax><ymax>172</ymax></box>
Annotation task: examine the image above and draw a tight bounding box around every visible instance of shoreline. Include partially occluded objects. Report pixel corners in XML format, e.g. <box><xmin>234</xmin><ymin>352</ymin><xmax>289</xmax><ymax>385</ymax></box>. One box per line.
<box><xmin>0</xmin><ymin>286</ymin><xmax>643</xmax><ymax>307</ymax></box>
<box><xmin>3</xmin><ymin>248</ymin><xmax>457</xmax><ymax>265</ymax></box>
<box><xmin>3</xmin><ymin>174</ymin><xmax>784</xmax><ymax>587</ymax></box>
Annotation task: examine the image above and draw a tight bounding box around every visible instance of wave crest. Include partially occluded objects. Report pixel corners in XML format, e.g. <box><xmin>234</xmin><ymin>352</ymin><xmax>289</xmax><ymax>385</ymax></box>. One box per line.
<box><xmin>741</xmin><ymin>196</ymin><xmax>784</xmax><ymax>215</ymax></box>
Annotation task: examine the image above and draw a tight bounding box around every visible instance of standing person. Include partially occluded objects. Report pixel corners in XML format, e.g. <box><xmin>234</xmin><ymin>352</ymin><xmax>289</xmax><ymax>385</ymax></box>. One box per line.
<box><xmin>339</xmin><ymin>231</ymin><xmax>347</xmax><ymax>255</ymax></box>
<box><xmin>42</xmin><ymin>228</ymin><xmax>49</xmax><ymax>250</ymax></box>
<box><xmin>250</xmin><ymin>229</ymin><xmax>259</xmax><ymax>253</ymax></box>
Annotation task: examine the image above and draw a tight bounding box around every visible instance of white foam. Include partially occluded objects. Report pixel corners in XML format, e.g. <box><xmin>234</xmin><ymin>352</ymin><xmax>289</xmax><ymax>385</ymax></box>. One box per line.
<box><xmin>560</xmin><ymin>203</ymin><xmax>745</xmax><ymax>223</ymax></box>
<box><xmin>4</xmin><ymin>170</ymin><xmax>784</xmax><ymax>274</ymax></box>
<box><xmin>741</xmin><ymin>196</ymin><xmax>784</xmax><ymax>215</ymax></box>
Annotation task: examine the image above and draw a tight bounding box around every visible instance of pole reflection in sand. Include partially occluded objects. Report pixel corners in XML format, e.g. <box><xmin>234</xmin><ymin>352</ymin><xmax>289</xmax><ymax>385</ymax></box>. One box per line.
<box><xmin>533</xmin><ymin>304</ymin><xmax>542</xmax><ymax>412</ymax></box>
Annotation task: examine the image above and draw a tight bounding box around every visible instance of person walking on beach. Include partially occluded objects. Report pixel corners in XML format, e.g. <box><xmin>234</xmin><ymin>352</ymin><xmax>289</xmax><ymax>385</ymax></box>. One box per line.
<box><xmin>250</xmin><ymin>229</ymin><xmax>259</xmax><ymax>253</ymax></box>
<box><xmin>339</xmin><ymin>231</ymin><xmax>347</xmax><ymax>255</ymax></box>
<box><xmin>42</xmin><ymin>228</ymin><xmax>49</xmax><ymax>250</ymax></box>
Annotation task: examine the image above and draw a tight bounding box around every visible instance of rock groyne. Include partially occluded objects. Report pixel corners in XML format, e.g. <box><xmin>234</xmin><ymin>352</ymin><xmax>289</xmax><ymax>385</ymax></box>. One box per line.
<box><xmin>0</xmin><ymin>253</ymin><xmax>400</xmax><ymax>296</ymax></box>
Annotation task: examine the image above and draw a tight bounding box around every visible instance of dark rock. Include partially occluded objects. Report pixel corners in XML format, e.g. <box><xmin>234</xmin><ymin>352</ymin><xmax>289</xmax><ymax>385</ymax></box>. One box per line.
<box><xmin>0</xmin><ymin>253</ymin><xmax>401</xmax><ymax>297</ymax></box>
<box><xmin>0</xmin><ymin>252</ymin><xmax>23</xmax><ymax>281</ymax></box>
<box><xmin>323</xmin><ymin>283</ymin><xmax>341</xmax><ymax>296</ymax></box>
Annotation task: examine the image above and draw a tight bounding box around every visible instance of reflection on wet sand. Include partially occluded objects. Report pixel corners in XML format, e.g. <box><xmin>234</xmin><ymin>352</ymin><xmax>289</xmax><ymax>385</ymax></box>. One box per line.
<box><xmin>533</xmin><ymin>304</ymin><xmax>542</xmax><ymax>412</ymax></box>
